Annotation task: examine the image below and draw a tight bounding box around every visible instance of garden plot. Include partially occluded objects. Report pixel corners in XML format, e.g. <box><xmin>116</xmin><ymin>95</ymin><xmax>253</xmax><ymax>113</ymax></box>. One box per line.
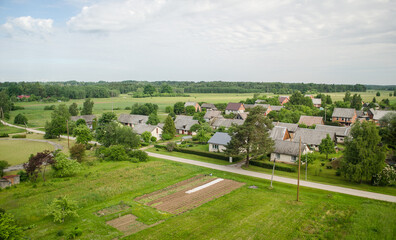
<box><xmin>95</xmin><ymin>202</ymin><xmax>130</xmax><ymax>217</ymax></box>
<box><xmin>136</xmin><ymin>175</ymin><xmax>245</xmax><ymax>214</ymax></box>
<box><xmin>106</xmin><ymin>214</ymin><xmax>163</xmax><ymax>236</ymax></box>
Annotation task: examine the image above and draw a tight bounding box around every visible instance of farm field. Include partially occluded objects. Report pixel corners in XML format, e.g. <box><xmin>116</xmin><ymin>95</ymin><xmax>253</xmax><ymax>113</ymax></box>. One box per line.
<box><xmin>0</xmin><ymin>158</ymin><xmax>395</xmax><ymax>239</ymax></box>
<box><xmin>7</xmin><ymin>91</ymin><xmax>395</xmax><ymax>128</ymax></box>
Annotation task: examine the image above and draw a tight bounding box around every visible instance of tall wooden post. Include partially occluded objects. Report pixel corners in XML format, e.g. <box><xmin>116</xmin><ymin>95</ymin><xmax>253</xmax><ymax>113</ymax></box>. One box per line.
<box><xmin>305</xmin><ymin>154</ymin><xmax>308</xmax><ymax>181</ymax></box>
<box><xmin>297</xmin><ymin>137</ymin><xmax>302</xmax><ymax>202</ymax></box>
<box><xmin>270</xmin><ymin>158</ymin><xmax>276</xmax><ymax>188</ymax></box>
<box><xmin>67</xmin><ymin>120</ymin><xmax>70</xmax><ymax>149</ymax></box>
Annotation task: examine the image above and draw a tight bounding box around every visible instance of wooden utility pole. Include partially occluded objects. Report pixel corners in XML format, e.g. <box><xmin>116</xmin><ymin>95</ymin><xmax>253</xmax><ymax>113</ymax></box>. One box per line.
<box><xmin>270</xmin><ymin>158</ymin><xmax>276</xmax><ymax>188</ymax></box>
<box><xmin>297</xmin><ymin>137</ymin><xmax>302</xmax><ymax>202</ymax></box>
<box><xmin>66</xmin><ymin>120</ymin><xmax>70</xmax><ymax>149</ymax></box>
<box><xmin>305</xmin><ymin>154</ymin><xmax>308</xmax><ymax>181</ymax></box>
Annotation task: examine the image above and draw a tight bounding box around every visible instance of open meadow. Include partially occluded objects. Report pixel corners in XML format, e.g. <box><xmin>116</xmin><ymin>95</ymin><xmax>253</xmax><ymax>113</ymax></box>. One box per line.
<box><xmin>0</xmin><ymin>157</ymin><xmax>395</xmax><ymax>240</ymax></box>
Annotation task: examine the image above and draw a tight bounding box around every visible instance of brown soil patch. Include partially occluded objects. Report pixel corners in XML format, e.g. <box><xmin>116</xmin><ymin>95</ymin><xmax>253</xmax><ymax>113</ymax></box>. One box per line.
<box><xmin>137</xmin><ymin>177</ymin><xmax>245</xmax><ymax>214</ymax></box>
<box><xmin>106</xmin><ymin>214</ymin><xmax>163</xmax><ymax>236</ymax></box>
<box><xmin>96</xmin><ymin>203</ymin><xmax>130</xmax><ymax>216</ymax></box>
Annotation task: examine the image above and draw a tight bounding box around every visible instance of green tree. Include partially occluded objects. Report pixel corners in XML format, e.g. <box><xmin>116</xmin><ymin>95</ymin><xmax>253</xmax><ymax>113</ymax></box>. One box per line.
<box><xmin>165</xmin><ymin>106</ymin><xmax>173</xmax><ymax>113</ymax></box>
<box><xmin>379</xmin><ymin>112</ymin><xmax>396</xmax><ymax>149</ymax></box>
<box><xmin>0</xmin><ymin>90</ymin><xmax>12</xmax><ymax>119</ymax></box>
<box><xmin>160</xmin><ymin>84</ymin><xmax>173</xmax><ymax>93</ymax></box>
<box><xmin>376</xmin><ymin>91</ymin><xmax>381</xmax><ymax>97</ymax></box>
<box><xmin>343</xmin><ymin>91</ymin><xmax>352</xmax><ymax>103</ymax></box>
<box><xmin>0</xmin><ymin>160</ymin><xmax>9</xmax><ymax>177</ymax></box>
<box><xmin>143</xmin><ymin>84</ymin><xmax>156</xmax><ymax>96</ymax></box>
<box><xmin>0</xmin><ymin>210</ymin><xmax>23</xmax><ymax>239</ymax></box>
<box><xmin>51</xmin><ymin>153</ymin><xmax>81</xmax><ymax>178</ymax></box>
<box><xmin>225</xmin><ymin>106</ymin><xmax>274</xmax><ymax>166</ymax></box>
<box><xmin>81</xmin><ymin>98</ymin><xmax>94</xmax><ymax>115</ymax></box>
<box><xmin>372</xmin><ymin>97</ymin><xmax>377</xmax><ymax>103</ymax></box>
<box><xmin>173</xmin><ymin>102</ymin><xmax>185</xmax><ymax>115</ymax></box>
<box><xmin>69</xmin><ymin>144</ymin><xmax>86</xmax><ymax>162</ymax></box>
<box><xmin>195</xmin><ymin>129</ymin><xmax>210</xmax><ymax>143</ymax></box>
<box><xmin>185</xmin><ymin>106</ymin><xmax>196</xmax><ymax>115</ymax></box>
<box><xmin>73</xmin><ymin>124</ymin><xmax>92</xmax><ymax>144</ymax></box>
<box><xmin>319</xmin><ymin>134</ymin><xmax>335</xmax><ymax>160</ymax></box>
<box><xmin>68</xmin><ymin>103</ymin><xmax>79</xmax><ymax>116</ymax></box>
<box><xmin>350</xmin><ymin>94</ymin><xmax>362</xmax><ymax>110</ymax></box>
<box><xmin>341</xmin><ymin>121</ymin><xmax>385</xmax><ymax>183</ymax></box>
<box><xmin>141</xmin><ymin>131</ymin><xmax>152</xmax><ymax>143</ymax></box>
<box><xmin>98</xmin><ymin>112</ymin><xmax>116</xmax><ymax>125</ymax></box>
<box><xmin>147</xmin><ymin>113</ymin><xmax>160</xmax><ymax>125</ymax></box>
<box><xmin>288</xmin><ymin>91</ymin><xmax>313</xmax><ymax>107</ymax></box>
<box><xmin>44</xmin><ymin>104</ymin><xmax>70</xmax><ymax>139</ymax></box>
<box><xmin>75</xmin><ymin>118</ymin><xmax>86</xmax><ymax>126</ymax></box>
<box><xmin>46</xmin><ymin>196</ymin><xmax>79</xmax><ymax>223</ymax></box>
<box><xmin>13</xmin><ymin>113</ymin><xmax>27</xmax><ymax>125</ymax></box>
<box><xmin>163</xmin><ymin>115</ymin><xmax>176</xmax><ymax>138</ymax></box>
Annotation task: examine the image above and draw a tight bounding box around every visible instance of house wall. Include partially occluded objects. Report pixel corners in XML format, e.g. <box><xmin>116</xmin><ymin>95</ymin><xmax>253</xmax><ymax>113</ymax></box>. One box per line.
<box><xmin>209</xmin><ymin>143</ymin><xmax>227</xmax><ymax>152</ymax></box>
<box><xmin>270</xmin><ymin>153</ymin><xmax>297</xmax><ymax>163</ymax></box>
<box><xmin>332</xmin><ymin>115</ymin><xmax>356</xmax><ymax>126</ymax></box>
<box><xmin>225</xmin><ymin>109</ymin><xmax>244</xmax><ymax>115</ymax></box>
<box><xmin>0</xmin><ymin>180</ymin><xmax>11</xmax><ymax>189</ymax></box>
<box><xmin>151</xmin><ymin>127</ymin><xmax>163</xmax><ymax>140</ymax></box>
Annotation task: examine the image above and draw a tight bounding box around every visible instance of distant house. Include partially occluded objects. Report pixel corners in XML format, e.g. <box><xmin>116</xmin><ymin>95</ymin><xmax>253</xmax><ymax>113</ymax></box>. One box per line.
<box><xmin>17</xmin><ymin>95</ymin><xmax>30</xmax><ymax>99</ymax></box>
<box><xmin>278</xmin><ymin>96</ymin><xmax>290</xmax><ymax>105</ymax></box>
<box><xmin>174</xmin><ymin>115</ymin><xmax>199</xmax><ymax>135</ymax></box>
<box><xmin>0</xmin><ymin>175</ymin><xmax>20</xmax><ymax>189</ymax></box>
<box><xmin>133</xmin><ymin>124</ymin><xmax>163</xmax><ymax>139</ymax></box>
<box><xmin>235</xmin><ymin>112</ymin><xmax>249</xmax><ymax>120</ymax></box>
<box><xmin>184</xmin><ymin>102</ymin><xmax>201</xmax><ymax>112</ymax></box>
<box><xmin>270</xmin><ymin>105</ymin><xmax>284</xmax><ymax>111</ymax></box>
<box><xmin>225</xmin><ymin>103</ymin><xmax>245</xmax><ymax>114</ymax></box>
<box><xmin>208</xmin><ymin>132</ymin><xmax>231</xmax><ymax>152</ymax></box>
<box><xmin>201</xmin><ymin>103</ymin><xmax>217</xmax><ymax>111</ymax></box>
<box><xmin>118</xmin><ymin>114</ymin><xmax>149</xmax><ymax>127</ymax></box>
<box><xmin>243</xmin><ymin>104</ymin><xmax>255</xmax><ymax>110</ymax></box>
<box><xmin>211</xmin><ymin>118</ymin><xmax>244</xmax><ymax>129</ymax></box>
<box><xmin>312</xmin><ymin>98</ymin><xmax>322</xmax><ymax>108</ymax></box>
<box><xmin>315</xmin><ymin>125</ymin><xmax>351</xmax><ymax>143</ymax></box>
<box><xmin>332</xmin><ymin>108</ymin><xmax>357</xmax><ymax>126</ymax></box>
<box><xmin>273</xmin><ymin>122</ymin><xmax>299</xmax><ymax>138</ymax></box>
<box><xmin>71</xmin><ymin>115</ymin><xmax>97</xmax><ymax>129</ymax></box>
<box><xmin>254</xmin><ymin>104</ymin><xmax>272</xmax><ymax>115</ymax></box>
<box><xmin>270</xmin><ymin>126</ymin><xmax>290</xmax><ymax>141</ymax></box>
<box><xmin>304</xmin><ymin>95</ymin><xmax>314</xmax><ymax>99</ymax></box>
<box><xmin>204</xmin><ymin>110</ymin><xmax>222</xmax><ymax>122</ymax></box>
<box><xmin>298</xmin><ymin>116</ymin><xmax>324</xmax><ymax>127</ymax></box>
<box><xmin>368</xmin><ymin>109</ymin><xmax>396</xmax><ymax>125</ymax></box>
<box><xmin>270</xmin><ymin>140</ymin><xmax>310</xmax><ymax>164</ymax></box>
<box><xmin>293</xmin><ymin>128</ymin><xmax>335</xmax><ymax>149</ymax></box>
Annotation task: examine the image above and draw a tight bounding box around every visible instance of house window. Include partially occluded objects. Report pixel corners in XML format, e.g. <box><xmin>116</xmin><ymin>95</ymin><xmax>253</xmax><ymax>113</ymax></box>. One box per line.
<box><xmin>341</xmin><ymin>118</ymin><xmax>344</xmax><ymax>121</ymax></box>
<box><xmin>291</xmin><ymin>156</ymin><xmax>297</xmax><ymax>162</ymax></box>
<box><xmin>336</xmin><ymin>117</ymin><xmax>339</xmax><ymax>120</ymax></box>
<box><xmin>213</xmin><ymin>144</ymin><xmax>219</xmax><ymax>149</ymax></box>
<box><xmin>276</xmin><ymin>153</ymin><xmax>280</xmax><ymax>159</ymax></box>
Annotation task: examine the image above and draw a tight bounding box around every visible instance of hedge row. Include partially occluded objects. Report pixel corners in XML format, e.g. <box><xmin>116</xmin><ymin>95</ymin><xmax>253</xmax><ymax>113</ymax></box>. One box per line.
<box><xmin>250</xmin><ymin>160</ymin><xmax>296</xmax><ymax>172</ymax></box>
<box><xmin>153</xmin><ymin>144</ymin><xmax>242</xmax><ymax>162</ymax></box>
<box><xmin>12</xmin><ymin>134</ymin><xmax>26</xmax><ymax>139</ymax></box>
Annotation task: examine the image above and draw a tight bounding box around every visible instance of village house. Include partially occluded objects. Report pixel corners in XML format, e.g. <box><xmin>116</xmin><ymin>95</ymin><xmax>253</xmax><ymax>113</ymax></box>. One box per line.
<box><xmin>315</xmin><ymin>125</ymin><xmax>351</xmax><ymax>143</ymax></box>
<box><xmin>184</xmin><ymin>102</ymin><xmax>202</xmax><ymax>112</ymax></box>
<box><xmin>208</xmin><ymin>132</ymin><xmax>231</xmax><ymax>153</ymax></box>
<box><xmin>225</xmin><ymin>103</ymin><xmax>245</xmax><ymax>115</ymax></box>
<box><xmin>118</xmin><ymin>114</ymin><xmax>149</xmax><ymax>127</ymax></box>
<box><xmin>211</xmin><ymin>118</ymin><xmax>244</xmax><ymax>130</ymax></box>
<box><xmin>71</xmin><ymin>115</ymin><xmax>97</xmax><ymax>129</ymax></box>
<box><xmin>174</xmin><ymin>115</ymin><xmax>199</xmax><ymax>135</ymax></box>
<box><xmin>132</xmin><ymin>124</ymin><xmax>163</xmax><ymax>139</ymax></box>
<box><xmin>201</xmin><ymin>103</ymin><xmax>217</xmax><ymax>111</ymax></box>
<box><xmin>269</xmin><ymin>105</ymin><xmax>284</xmax><ymax>111</ymax></box>
<box><xmin>235</xmin><ymin>112</ymin><xmax>249</xmax><ymax>120</ymax></box>
<box><xmin>312</xmin><ymin>98</ymin><xmax>322</xmax><ymax>108</ymax></box>
<box><xmin>254</xmin><ymin>104</ymin><xmax>272</xmax><ymax>115</ymax></box>
<box><xmin>368</xmin><ymin>109</ymin><xmax>396</xmax><ymax>125</ymax></box>
<box><xmin>332</xmin><ymin>108</ymin><xmax>357</xmax><ymax>126</ymax></box>
<box><xmin>273</xmin><ymin>122</ymin><xmax>299</xmax><ymax>138</ymax></box>
<box><xmin>269</xmin><ymin>126</ymin><xmax>291</xmax><ymax>141</ymax></box>
<box><xmin>17</xmin><ymin>95</ymin><xmax>30</xmax><ymax>99</ymax></box>
<box><xmin>278</xmin><ymin>96</ymin><xmax>290</xmax><ymax>105</ymax></box>
<box><xmin>0</xmin><ymin>175</ymin><xmax>20</xmax><ymax>189</ymax></box>
<box><xmin>298</xmin><ymin>116</ymin><xmax>324</xmax><ymax>127</ymax></box>
<box><xmin>270</xmin><ymin>140</ymin><xmax>310</xmax><ymax>164</ymax></box>
<box><xmin>204</xmin><ymin>110</ymin><xmax>222</xmax><ymax>122</ymax></box>
<box><xmin>293</xmin><ymin>128</ymin><xmax>335</xmax><ymax>150</ymax></box>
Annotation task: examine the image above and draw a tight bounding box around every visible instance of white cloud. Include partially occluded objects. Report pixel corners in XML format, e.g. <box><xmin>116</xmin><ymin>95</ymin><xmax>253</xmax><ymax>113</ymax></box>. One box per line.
<box><xmin>1</xmin><ymin>16</ymin><xmax>53</xmax><ymax>37</ymax></box>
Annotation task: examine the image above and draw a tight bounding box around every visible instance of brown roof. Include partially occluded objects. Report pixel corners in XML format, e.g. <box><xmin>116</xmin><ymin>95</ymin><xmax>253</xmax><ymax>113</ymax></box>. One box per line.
<box><xmin>2</xmin><ymin>175</ymin><xmax>19</xmax><ymax>179</ymax></box>
<box><xmin>298</xmin><ymin>116</ymin><xmax>323</xmax><ymax>126</ymax></box>
<box><xmin>226</xmin><ymin>103</ymin><xmax>244</xmax><ymax>111</ymax></box>
<box><xmin>279</xmin><ymin>96</ymin><xmax>289</xmax><ymax>103</ymax></box>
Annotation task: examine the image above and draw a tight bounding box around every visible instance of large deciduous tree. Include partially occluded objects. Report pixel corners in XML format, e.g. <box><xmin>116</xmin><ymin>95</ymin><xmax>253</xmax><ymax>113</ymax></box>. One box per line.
<box><xmin>225</xmin><ymin>106</ymin><xmax>274</xmax><ymax>166</ymax></box>
<box><xmin>162</xmin><ymin>115</ymin><xmax>176</xmax><ymax>139</ymax></box>
<box><xmin>73</xmin><ymin>124</ymin><xmax>93</xmax><ymax>145</ymax></box>
<box><xmin>68</xmin><ymin>102</ymin><xmax>79</xmax><ymax>116</ymax></box>
<box><xmin>23</xmin><ymin>150</ymin><xmax>54</xmax><ymax>182</ymax></box>
<box><xmin>81</xmin><ymin>98</ymin><xmax>94</xmax><ymax>115</ymax></box>
<box><xmin>341</xmin><ymin>121</ymin><xmax>385</xmax><ymax>183</ymax></box>
<box><xmin>13</xmin><ymin>113</ymin><xmax>28</xmax><ymax>125</ymax></box>
<box><xmin>319</xmin><ymin>134</ymin><xmax>335</xmax><ymax>160</ymax></box>
<box><xmin>46</xmin><ymin>196</ymin><xmax>78</xmax><ymax>223</ymax></box>
<box><xmin>147</xmin><ymin>113</ymin><xmax>160</xmax><ymax>125</ymax></box>
<box><xmin>44</xmin><ymin>104</ymin><xmax>70</xmax><ymax>139</ymax></box>
<box><xmin>173</xmin><ymin>102</ymin><xmax>185</xmax><ymax>115</ymax></box>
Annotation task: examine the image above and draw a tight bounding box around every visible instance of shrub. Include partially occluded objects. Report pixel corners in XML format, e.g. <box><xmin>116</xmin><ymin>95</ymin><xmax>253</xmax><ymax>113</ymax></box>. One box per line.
<box><xmin>99</xmin><ymin>145</ymin><xmax>129</xmax><ymax>161</ymax></box>
<box><xmin>128</xmin><ymin>150</ymin><xmax>149</xmax><ymax>162</ymax></box>
<box><xmin>331</xmin><ymin>158</ymin><xmax>341</xmax><ymax>170</ymax></box>
<box><xmin>46</xmin><ymin>196</ymin><xmax>78</xmax><ymax>223</ymax></box>
<box><xmin>69</xmin><ymin>144</ymin><xmax>86</xmax><ymax>162</ymax></box>
<box><xmin>13</xmin><ymin>113</ymin><xmax>28</xmax><ymax>125</ymax></box>
<box><xmin>162</xmin><ymin>133</ymin><xmax>172</xmax><ymax>140</ymax></box>
<box><xmin>0</xmin><ymin>211</ymin><xmax>23</xmax><ymax>239</ymax></box>
<box><xmin>174</xmin><ymin>147</ymin><xmax>242</xmax><ymax>162</ymax></box>
<box><xmin>12</xmin><ymin>134</ymin><xmax>26</xmax><ymax>138</ymax></box>
<box><xmin>373</xmin><ymin>165</ymin><xmax>396</xmax><ymax>186</ymax></box>
<box><xmin>67</xmin><ymin>227</ymin><xmax>83</xmax><ymax>239</ymax></box>
<box><xmin>250</xmin><ymin>160</ymin><xmax>296</xmax><ymax>172</ymax></box>
<box><xmin>17</xmin><ymin>170</ymin><xmax>28</xmax><ymax>182</ymax></box>
<box><xmin>151</xmin><ymin>136</ymin><xmax>157</xmax><ymax>142</ymax></box>
<box><xmin>44</xmin><ymin>105</ymin><xmax>56</xmax><ymax>110</ymax></box>
<box><xmin>166</xmin><ymin>142</ymin><xmax>176</xmax><ymax>152</ymax></box>
<box><xmin>75</xmin><ymin>119</ymin><xmax>86</xmax><ymax>126</ymax></box>
<box><xmin>52</xmin><ymin>153</ymin><xmax>81</xmax><ymax>178</ymax></box>
<box><xmin>154</xmin><ymin>144</ymin><xmax>167</xmax><ymax>149</ymax></box>
<box><xmin>0</xmin><ymin>133</ymin><xmax>9</xmax><ymax>138</ymax></box>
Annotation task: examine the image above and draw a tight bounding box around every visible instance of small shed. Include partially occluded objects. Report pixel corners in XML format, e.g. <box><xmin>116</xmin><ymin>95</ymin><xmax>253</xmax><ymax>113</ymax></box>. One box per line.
<box><xmin>0</xmin><ymin>175</ymin><xmax>20</xmax><ymax>189</ymax></box>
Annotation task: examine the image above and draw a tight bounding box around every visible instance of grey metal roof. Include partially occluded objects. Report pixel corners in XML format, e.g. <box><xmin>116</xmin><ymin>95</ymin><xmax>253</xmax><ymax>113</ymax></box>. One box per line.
<box><xmin>312</xmin><ymin>98</ymin><xmax>321</xmax><ymax>105</ymax></box>
<box><xmin>208</xmin><ymin>132</ymin><xmax>231</xmax><ymax>146</ymax></box>
<box><xmin>204</xmin><ymin>110</ymin><xmax>222</xmax><ymax>119</ymax></box>
<box><xmin>270</xmin><ymin>126</ymin><xmax>288</xmax><ymax>140</ymax></box>
<box><xmin>133</xmin><ymin>124</ymin><xmax>160</xmax><ymax>135</ymax></box>
<box><xmin>243</xmin><ymin>104</ymin><xmax>255</xmax><ymax>109</ymax></box>
<box><xmin>298</xmin><ymin>116</ymin><xmax>323</xmax><ymax>126</ymax></box>
<box><xmin>118</xmin><ymin>114</ymin><xmax>148</xmax><ymax>124</ymax></box>
<box><xmin>211</xmin><ymin>118</ymin><xmax>244</xmax><ymax>128</ymax></box>
<box><xmin>369</xmin><ymin>109</ymin><xmax>396</xmax><ymax>120</ymax></box>
<box><xmin>315</xmin><ymin>125</ymin><xmax>351</xmax><ymax>137</ymax></box>
<box><xmin>70</xmin><ymin>115</ymin><xmax>96</xmax><ymax>123</ymax></box>
<box><xmin>293</xmin><ymin>128</ymin><xmax>335</xmax><ymax>146</ymax></box>
<box><xmin>174</xmin><ymin>115</ymin><xmax>199</xmax><ymax>131</ymax></box>
<box><xmin>274</xmin><ymin>122</ymin><xmax>298</xmax><ymax>132</ymax></box>
<box><xmin>201</xmin><ymin>103</ymin><xmax>216</xmax><ymax>109</ymax></box>
<box><xmin>270</xmin><ymin>105</ymin><xmax>284</xmax><ymax>111</ymax></box>
<box><xmin>273</xmin><ymin>140</ymin><xmax>305</xmax><ymax>156</ymax></box>
<box><xmin>332</xmin><ymin>108</ymin><xmax>356</xmax><ymax>118</ymax></box>
<box><xmin>184</xmin><ymin>102</ymin><xmax>199</xmax><ymax>107</ymax></box>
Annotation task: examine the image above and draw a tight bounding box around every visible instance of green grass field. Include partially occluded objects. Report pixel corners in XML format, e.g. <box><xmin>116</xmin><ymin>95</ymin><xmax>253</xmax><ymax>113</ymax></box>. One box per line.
<box><xmin>0</xmin><ymin>158</ymin><xmax>395</xmax><ymax>239</ymax></box>
<box><xmin>0</xmin><ymin>123</ymin><xmax>26</xmax><ymax>134</ymax></box>
<box><xmin>0</xmin><ymin>139</ymin><xmax>55</xmax><ymax>165</ymax></box>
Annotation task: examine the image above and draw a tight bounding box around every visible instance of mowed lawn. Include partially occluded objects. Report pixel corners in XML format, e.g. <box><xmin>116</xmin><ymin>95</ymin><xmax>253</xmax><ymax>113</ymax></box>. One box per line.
<box><xmin>0</xmin><ymin>139</ymin><xmax>55</xmax><ymax>165</ymax></box>
<box><xmin>0</xmin><ymin>158</ymin><xmax>395</xmax><ymax>240</ymax></box>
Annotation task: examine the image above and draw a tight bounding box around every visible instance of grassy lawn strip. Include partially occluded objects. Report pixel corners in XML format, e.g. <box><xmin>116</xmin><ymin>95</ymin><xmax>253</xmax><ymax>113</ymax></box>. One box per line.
<box><xmin>0</xmin><ymin>139</ymin><xmax>55</xmax><ymax>165</ymax></box>
<box><xmin>146</xmin><ymin>147</ymin><xmax>232</xmax><ymax>165</ymax></box>
<box><xmin>0</xmin><ymin>123</ymin><xmax>26</xmax><ymax>134</ymax></box>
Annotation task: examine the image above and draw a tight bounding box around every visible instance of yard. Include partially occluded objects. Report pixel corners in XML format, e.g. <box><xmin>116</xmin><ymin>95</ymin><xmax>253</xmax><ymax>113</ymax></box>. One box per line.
<box><xmin>0</xmin><ymin>158</ymin><xmax>395</xmax><ymax>239</ymax></box>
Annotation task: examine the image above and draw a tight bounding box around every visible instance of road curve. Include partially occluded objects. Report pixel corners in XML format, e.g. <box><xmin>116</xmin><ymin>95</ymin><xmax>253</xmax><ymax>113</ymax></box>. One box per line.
<box><xmin>147</xmin><ymin>152</ymin><xmax>396</xmax><ymax>203</ymax></box>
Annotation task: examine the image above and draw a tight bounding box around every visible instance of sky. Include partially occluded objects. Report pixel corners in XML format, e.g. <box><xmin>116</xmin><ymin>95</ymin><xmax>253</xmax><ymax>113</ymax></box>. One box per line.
<box><xmin>0</xmin><ymin>0</ymin><xmax>395</xmax><ymax>84</ymax></box>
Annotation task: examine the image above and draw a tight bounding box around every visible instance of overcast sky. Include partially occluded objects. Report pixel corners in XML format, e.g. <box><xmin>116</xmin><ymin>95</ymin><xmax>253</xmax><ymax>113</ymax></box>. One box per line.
<box><xmin>0</xmin><ymin>0</ymin><xmax>395</xmax><ymax>84</ymax></box>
